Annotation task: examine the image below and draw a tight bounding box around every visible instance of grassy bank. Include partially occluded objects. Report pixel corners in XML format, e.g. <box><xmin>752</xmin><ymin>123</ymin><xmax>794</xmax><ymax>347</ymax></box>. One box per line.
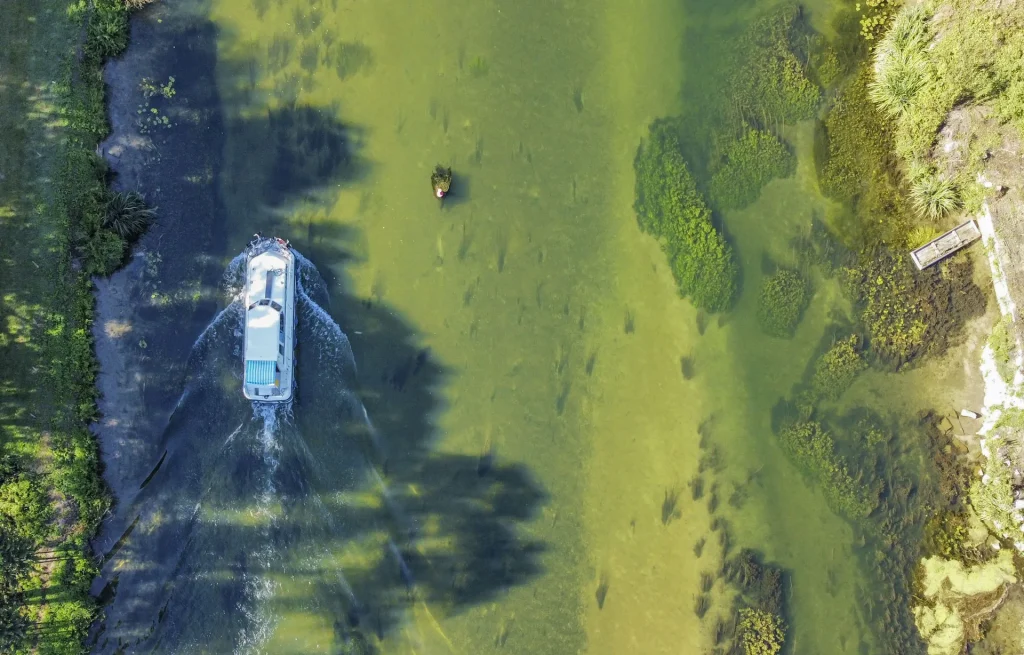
<box><xmin>0</xmin><ymin>0</ymin><xmax>148</xmax><ymax>652</ymax></box>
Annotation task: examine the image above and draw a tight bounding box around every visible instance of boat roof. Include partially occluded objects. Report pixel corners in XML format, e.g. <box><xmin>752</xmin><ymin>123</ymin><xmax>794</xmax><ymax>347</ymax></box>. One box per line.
<box><xmin>244</xmin><ymin>250</ymin><xmax>289</xmax><ymax>361</ymax></box>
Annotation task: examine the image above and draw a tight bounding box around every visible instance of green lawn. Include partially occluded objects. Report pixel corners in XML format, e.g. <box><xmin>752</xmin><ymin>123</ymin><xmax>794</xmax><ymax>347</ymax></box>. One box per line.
<box><xmin>1</xmin><ymin>1</ymin><xmax>139</xmax><ymax>652</ymax></box>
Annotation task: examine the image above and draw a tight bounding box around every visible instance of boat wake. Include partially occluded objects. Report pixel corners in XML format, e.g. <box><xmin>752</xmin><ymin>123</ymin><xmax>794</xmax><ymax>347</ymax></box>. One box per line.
<box><xmin>92</xmin><ymin>248</ymin><xmax>417</xmax><ymax>655</ymax></box>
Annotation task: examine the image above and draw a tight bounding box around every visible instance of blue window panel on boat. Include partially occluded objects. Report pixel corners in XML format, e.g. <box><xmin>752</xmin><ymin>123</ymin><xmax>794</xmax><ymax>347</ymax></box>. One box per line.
<box><xmin>245</xmin><ymin>360</ymin><xmax>276</xmax><ymax>385</ymax></box>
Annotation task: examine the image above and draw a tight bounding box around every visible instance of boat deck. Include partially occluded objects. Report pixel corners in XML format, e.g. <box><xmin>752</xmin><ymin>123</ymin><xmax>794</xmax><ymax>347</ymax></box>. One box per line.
<box><xmin>910</xmin><ymin>219</ymin><xmax>982</xmax><ymax>270</ymax></box>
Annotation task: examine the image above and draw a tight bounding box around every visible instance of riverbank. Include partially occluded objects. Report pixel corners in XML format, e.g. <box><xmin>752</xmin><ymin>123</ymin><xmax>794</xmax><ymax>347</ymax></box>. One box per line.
<box><xmin>0</xmin><ymin>0</ymin><xmax>150</xmax><ymax>651</ymax></box>
<box><xmin>853</xmin><ymin>0</ymin><xmax>1024</xmax><ymax>652</ymax></box>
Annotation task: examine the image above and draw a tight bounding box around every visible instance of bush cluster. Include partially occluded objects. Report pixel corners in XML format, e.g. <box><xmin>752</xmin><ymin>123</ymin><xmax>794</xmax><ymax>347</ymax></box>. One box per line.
<box><xmin>869</xmin><ymin>0</ymin><xmax>1024</xmax><ymax>185</ymax></box>
<box><xmin>709</xmin><ymin>129</ymin><xmax>796</xmax><ymax>211</ymax></box>
<box><xmin>988</xmin><ymin>316</ymin><xmax>1020</xmax><ymax>387</ymax></box>
<box><xmin>634</xmin><ymin>121</ymin><xmax>738</xmax><ymax>312</ymax></box>
<box><xmin>757</xmin><ymin>269</ymin><xmax>808</xmax><ymax>338</ymax></box>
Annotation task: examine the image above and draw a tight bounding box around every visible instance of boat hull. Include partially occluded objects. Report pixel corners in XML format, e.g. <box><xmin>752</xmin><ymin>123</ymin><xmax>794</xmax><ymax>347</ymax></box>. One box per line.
<box><xmin>242</xmin><ymin>237</ymin><xmax>296</xmax><ymax>402</ymax></box>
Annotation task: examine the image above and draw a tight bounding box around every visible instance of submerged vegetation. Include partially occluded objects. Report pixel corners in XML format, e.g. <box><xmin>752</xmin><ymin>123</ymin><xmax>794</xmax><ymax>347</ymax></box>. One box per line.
<box><xmin>634</xmin><ymin>121</ymin><xmax>738</xmax><ymax>312</ymax></box>
<box><xmin>757</xmin><ymin>269</ymin><xmax>808</xmax><ymax>338</ymax></box>
<box><xmin>843</xmin><ymin>251</ymin><xmax>983</xmax><ymax>370</ymax></box>
<box><xmin>709</xmin><ymin>128</ymin><xmax>795</xmax><ymax>211</ymax></box>
<box><xmin>777</xmin><ymin>420</ymin><xmax>877</xmax><ymax>519</ymax></box>
<box><xmin>0</xmin><ymin>0</ymin><xmax>150</xmax><ymax>651</ymax></box>
<box><xmin>738</xmin><ymin>608</ymin><xmax>785</xmax><ymax>655</ymax></box>
<box><xmin>812</xmin><ymin>335</ymin><xmax>867</xmax><ymax>401</ymax></box>
<box><xmin>728</xmin><ymin>4</ymin><xmax>821</xmax><ymax>127</ymax></box>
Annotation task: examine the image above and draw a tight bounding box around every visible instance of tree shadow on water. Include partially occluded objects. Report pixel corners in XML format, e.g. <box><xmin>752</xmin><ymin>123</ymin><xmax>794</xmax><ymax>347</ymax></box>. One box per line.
<box><xmin>91</xmin><ymin>8</ymin><xmax>546</xmax><ymax>655</ymax></box>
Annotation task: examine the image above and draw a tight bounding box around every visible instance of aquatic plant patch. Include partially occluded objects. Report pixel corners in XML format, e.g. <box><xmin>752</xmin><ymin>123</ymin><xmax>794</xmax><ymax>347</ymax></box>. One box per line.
<box><xmin>738</xmin><ymin>608</ymin><xmax>785</xmax><ymax>655</ymax></box>
<box><xmin>634</xmin><ymin>121</ymin><xmax>738</xmax><ymax>312</ymax></box>
<box><xmin>709</xmin><ymin>128</ymin><xmax>796</xmax><ymax>211</ymax></box>
<box><xmin>844</xmin><ymin>250</ymin><xmax>984</xmax><ymax>370</ymax></box>
<box><xmin>777</xmin><ymin>420</ymin><xmax>876</xmax><ymax>519</ymax></box>
<box><xmin>729</xmin><ymin>4</ymin><xmax>821</xmax><ymax>127</ymax></box>
<box><xmin>757</xmin><ymin>269</ymin><xmax>808</xmax><ymax>338</ymax></box>
<box><xmin>812</xmin><ymin>335</ymin><xmax>867</xmax><ymax>401</ymax></box>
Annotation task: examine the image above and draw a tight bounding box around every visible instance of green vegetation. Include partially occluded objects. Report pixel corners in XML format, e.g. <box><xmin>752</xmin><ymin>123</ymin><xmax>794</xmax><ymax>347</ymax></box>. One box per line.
<box><xmin>970</xmin><ymin>442</ymin><xmax>1018</xmax><ymax>540</ymax></box>
<box><xmin>104</xmin><ymin>190</ymin><xmax>156</xmax><ymax>241</ymax></box>
<box><xmin>988</xmin><ymin>316</ymin><xmax>1020</xmax><ymax>387</ymax></box>
<box><xmin>843</xmin><ymin>251</ymin><xmax>982</xmax><ymax>370</ymax></box>
<box><xmin>871</xmin><ymin>0</ymin><xmax>1024</xmax><ymax>172</ymax></box>
<box><xmin>738</xmin><ymin>608</ymin><xmax>785</xmax><ymax>655</ymax></box>
<box><xmin>909</xmin><ymin>169</ymin><xmax>959</xmax><ymax>221</ymax></box>
<box><xmin>818</xmin><ymin>67</ymin><xmax>916</xmax><ymax>246</ymax></box>
<box><xmin>729</xmin><ymin>5</ymin><xmax>822</xmax><ymax>126</ymax></box>
<box><xmin>757</xmin><ymin>269</ymin><xmax>808</xmax><ymax>338</ymax></box>
<box><xmin>778</xmin><ymin>420</ymin><xmax>877</xmax><ymax>519</ymax></box>
<box><xmin>709</xmin><ymin>129</ymin><xmax>795</xmax><ymax>211</ymax></box>
<box><xmin>0</xmin><ymin>0</ymin><xmax>148</xmax><ymax>651</ymax></box>
<box><xmin>812</xmin><ymin>335</ymin><xmax>867</xmax><ymax>401</ymax></box>
<box><xmin>857</xmin><ymin>0</ymin><xmax>897</xmax><ymax>40</ymax></box>
<box><xmin>907</xmin><ymin>225</ymin><xmax>941</xmax><ymax>249</ymax></box>
<box><xmin>634</xmin><ymin>121</ymin><xmax>738</xmax><ymax>312</ymax></box>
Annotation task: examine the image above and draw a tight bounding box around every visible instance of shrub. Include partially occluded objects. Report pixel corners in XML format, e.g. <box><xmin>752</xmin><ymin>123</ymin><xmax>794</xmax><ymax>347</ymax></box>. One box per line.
<box><xmin>757</xmin><ymin>270</ymin><xmax>808</xmax><ymax>338</ymax></box>
<box><xmin>738</xmin><ymin>608</ymin><xmax>786</xmax><ymax>655</ymax></box>
<box><xmin>910</xmin><ymin>170</ymin><xmax>960</xmax><ymax>220</ymax></box>
<box><xmin>634</xmin><ymin>121</ymin><xmax>738</xmax><ymax>312</ymax></box>
<box><xmin>85</xmin><ymin>1</ymin><xmax>130</xmax><ymax>61</ymax></box>
<box><xmin>907</xmin><ymin>225</ymin><xmax>941</xmax><ymax>249</ymax></box>
<box><xmin>104</xmin><ymin>190</ymin><xmax>156</xmax><ymax>240</ymax></box>
<box><xmin>988</xmin><ymin>316</ymin><xmax>1020</xmax><ymax>386</ymax></box>
<box><xmin>869</xmin><ymin>49</ymin><xmax>928</xmax><ymax>118</ymax></box>
<box><xmin>709</xmin><ymin>129</ymin><xmax>796</xmax><ymax>211</ymax></box>
<box><xmin>812</xmin><ymin>336</ymin><xmax>867</xmax><ymax>400</ymax></box>
<box><xmin>970</xmin><ymin>444</ymin><xmax>1017</xmax><ymax>540</ymax></box>
<box><xmin>82</xmin><ymin>227</ymin><xmax>127</xmax><ymax>276</ymax></box>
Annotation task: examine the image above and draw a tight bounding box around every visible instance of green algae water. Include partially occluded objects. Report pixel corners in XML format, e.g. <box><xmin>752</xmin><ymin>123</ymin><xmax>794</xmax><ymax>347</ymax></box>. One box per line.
<box><xmin>91</xmin><ymin>0</ymin><xmax>990</xmax><ymax>653</ymax></box>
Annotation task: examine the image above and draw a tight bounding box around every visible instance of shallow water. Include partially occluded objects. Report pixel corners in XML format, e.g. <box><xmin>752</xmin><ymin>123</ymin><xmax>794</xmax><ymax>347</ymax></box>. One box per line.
<box><xmin>92</xmin><ymin>0</ymin><xmax>990</xmax><ymax>653</ymax></box>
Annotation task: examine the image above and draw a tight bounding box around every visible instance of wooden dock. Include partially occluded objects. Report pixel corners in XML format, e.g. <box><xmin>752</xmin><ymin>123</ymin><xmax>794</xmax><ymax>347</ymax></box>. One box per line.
<box><xmin>910</xmin><ymin>219</ymin><xmax>982</xmax><ymax>270</ymax></box>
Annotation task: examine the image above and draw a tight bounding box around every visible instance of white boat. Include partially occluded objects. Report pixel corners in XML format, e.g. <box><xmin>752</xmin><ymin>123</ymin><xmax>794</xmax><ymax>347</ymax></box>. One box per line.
<box><xmin>242</xmin><ymin>235</ymin><xmax>296</xmax><ymax>402</ymax></box>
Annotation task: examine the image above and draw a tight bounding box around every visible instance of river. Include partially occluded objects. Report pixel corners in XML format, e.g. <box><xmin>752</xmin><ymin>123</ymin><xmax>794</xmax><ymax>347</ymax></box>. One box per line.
<box><xmin>89</xmin><ymin>0</ymin><xmax>989</xmax><ymax>653</ymax></box>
